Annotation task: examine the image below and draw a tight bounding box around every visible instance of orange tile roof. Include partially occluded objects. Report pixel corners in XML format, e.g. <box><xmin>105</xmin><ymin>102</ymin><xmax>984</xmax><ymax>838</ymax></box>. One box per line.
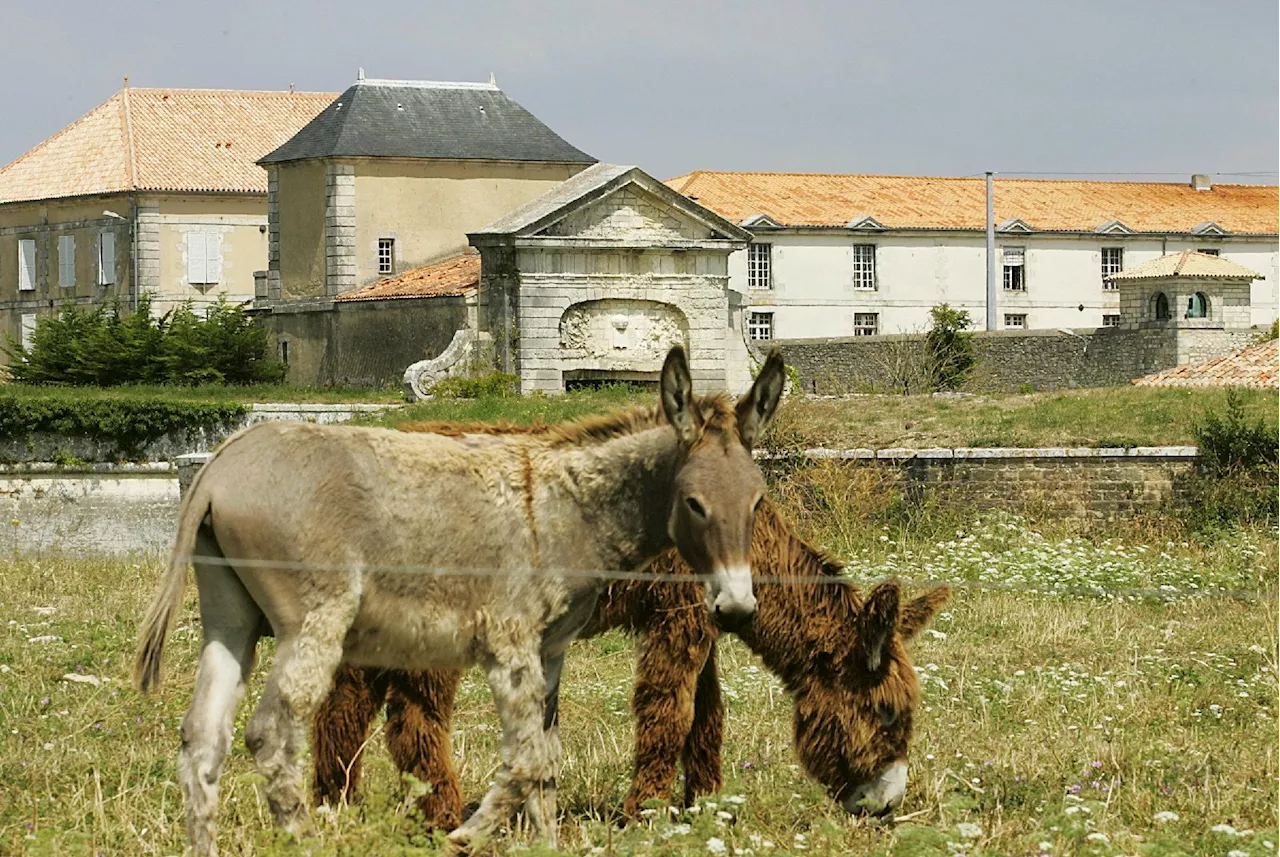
<box><xmin>0</xmin><ymin>87</ymin><xmax>336</xmax><ymax>204</ymax></box>
<box><xmin>1133</xmin><ymin>339</ymin><xmax>1278</xmax><ymax>389</ymax></box>
<box><xmin>664</xmin><ymin>171</ymin><xmax>1279</xmax><ymax>235</ymax></box>
<box><xmin>335</xmin><ymin>251</ymin><xmax>480</xmax><ymax>302</ymax></box>
<box><xmin>1106</xmin><ymin>250</ymin><xmax>1263</xmax><ymax>281</ymax></box>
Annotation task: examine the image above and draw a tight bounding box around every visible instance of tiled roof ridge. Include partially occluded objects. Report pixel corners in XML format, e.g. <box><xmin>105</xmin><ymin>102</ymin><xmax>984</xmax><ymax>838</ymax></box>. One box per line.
<box><xmin>669</xmin><ymin>169</ymin><xmax>1276</xmax><ymax>190</ymax></box>
<box><xmin>0</xmin><ymin>90</ymin><xmax>123</xmax><ymax>176</ymax></box>
<box><xmin>121</xmin><ymin>85</ymin><xmax>137</xmax><ymax>189</ymax></box>
<box><xmin>128</xmin><ymin>86</ymin><xmax>337</xmax><ymax>96</ymax></box>
<box><xmin>355</xmin><ymin>78</ymin><xmax>498</xmax><ymax>90</ymax></box>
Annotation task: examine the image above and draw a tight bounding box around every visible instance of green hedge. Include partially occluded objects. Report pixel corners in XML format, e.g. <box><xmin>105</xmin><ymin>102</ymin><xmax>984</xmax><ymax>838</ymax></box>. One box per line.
<box><xmin>0</xmin><ymin>394</ymin><xmax>247</xmax><ymax>454</ymax></box>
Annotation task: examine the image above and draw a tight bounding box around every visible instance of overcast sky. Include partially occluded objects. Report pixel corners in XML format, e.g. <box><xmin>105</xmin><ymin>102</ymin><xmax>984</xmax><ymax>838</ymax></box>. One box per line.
<box><xmin>3</xmin><ymin>0</ymin><xmax>1276</xmax><ymax>183</ymax></box>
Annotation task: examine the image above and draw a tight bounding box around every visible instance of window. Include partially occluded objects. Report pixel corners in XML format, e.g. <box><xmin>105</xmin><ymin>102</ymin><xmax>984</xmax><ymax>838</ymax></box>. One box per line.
<box><xmin>852</xmin><ymin>244</ymin><xmax>876</xmax><ymax>290</ymax></box>
<box><xmin>98</xmin><ymin>232</ymin><xmax>116</xmax><ymax>285</ymax></box>
<box><xmin>17</xmin><ymin>239</ymin><xmax>35</xmax><ymax>291</ymax></box>
<box><xmin>279</xmin><ymin>340</ymin><xmax>290</xmax><ymax>365</ymax></box>
<box><xmin>747</xmin><ymin>242</ymin><xmax>771</xmax><ymax>290</ymax></box>
<box><xmin>378</xmin><ymin>238</ymin><xmax>395</xmax><ymax>275</ymax></box>
<box><xmin>1002</xmin><ymin>246</ymin><xmax>1025</xmax><ymax>291</ymax></box>
<box><xmin>1101</xmin><ymin>247</ymin><xmax>1123</xmax><ymax>289</ymax></box>
<box><xmin>1151</xmin><ymin>292</ymin><xmax>1171</xmax><ymax>321</ymax></box>
<box><xmin>20</xmin><ymin>313</ymin><xmax>36</xmax><ymax>351</ymax></box>
<box><xmin>1004</xmin><ymin>313</ymin><xmax>1027</xmax><ymax>330</ymax></box>
<box><xmin>1186</xmin><ymin>292</ymin><xmax>1210</xmax><ymax>319</ymax></box>
<box><xmin>748</xmin><ymin>311</ymin><xmax>774</xmax><ymax>341</ymax></box>
<box><xmin>186</xmin><ymin>231</ymin><xmax>223</xmax><ymax>285</ymax></box>
<box><xmin>58</xmin><ymin>235</ymin><xmax>75</xmax><ymax>287</ymax></box>
<box><xmin>853</xmin><ymin>312</ymin><xmax>879</xmax><ymax>336</ymax></box>
<box><xmin>1102</xmin><ymin>314</ymin><xmax>1121</xmax><ymax>328</ymax></box>
<box><xmin>1197</xmin><ymin>248</ymin><xmax>1220</xmax><ymax>256</ymax></box>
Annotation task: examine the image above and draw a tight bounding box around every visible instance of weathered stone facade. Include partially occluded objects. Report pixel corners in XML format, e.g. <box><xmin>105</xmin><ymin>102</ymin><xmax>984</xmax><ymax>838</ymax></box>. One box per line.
<box><xmin>775</xmin><ymin>326</ymin><xmax>1261</xmax><ymax>394</ymax></box>
<box><xmin>471</xmin><ymin>165</ymin><xmax>753</xmax><ymax>394</ymax></box>
<box><xmin>324</xmin><ymin>164</ymin><xmax>357</xmax><ymax>297</ymax></box>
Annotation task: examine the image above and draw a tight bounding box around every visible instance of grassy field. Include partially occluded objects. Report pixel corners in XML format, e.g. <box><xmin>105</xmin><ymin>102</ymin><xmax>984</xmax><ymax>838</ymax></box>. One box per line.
<box><xmin>374</xmin><ymin>385</ymin><xmax>1278</xmax><ymax>451</ymax></box>
<box><xmin>0</xmin><ymin>515</ymin><xmax>1274</xmax><ymax>856</ymax></box>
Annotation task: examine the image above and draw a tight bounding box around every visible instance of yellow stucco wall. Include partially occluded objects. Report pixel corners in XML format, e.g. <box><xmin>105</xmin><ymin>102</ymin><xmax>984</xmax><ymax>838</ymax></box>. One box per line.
<box><xmin>276</xmin><ymin>161</ymin><xmax>327</xmax><ymax>300</ymax></box>
<box><xmin>147</xmin><ymin>195</ymin><xmax>268</xmax><ymax>314</ymax></box>
<box><xmin>352</xmin><ymin>159</ymin><xmax>586</xmax><ymax>284</ymax></box>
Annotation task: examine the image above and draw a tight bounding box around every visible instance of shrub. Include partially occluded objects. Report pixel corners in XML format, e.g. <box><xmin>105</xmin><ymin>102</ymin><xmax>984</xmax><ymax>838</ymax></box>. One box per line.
<box><xmin>0</xmin><ymin>393</ymin><xmax>246</xmax><ymax>458</ymax></box>
<box><xmin>924</xmin><ymin>304</ymin><xmax>976</xmax><ymax>391</ymax></box>
<box><xmin>5</xmin><ymin>296</ymin><xmax>284</xmax><ymax>387</ymax></box>
<box><xmin>1179</xmin><ymin>388</ymin><xmax>1278</xmax><ymax>531</ymax></box>
<box><xmin>427</xmin><ymin>372</ymin><xmax>519</xmax><ymax>399</ymax></box>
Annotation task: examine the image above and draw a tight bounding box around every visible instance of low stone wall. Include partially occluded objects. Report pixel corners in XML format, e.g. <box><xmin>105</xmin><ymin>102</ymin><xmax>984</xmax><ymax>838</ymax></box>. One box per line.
<box><xmin>774</xmin><ymin>327</ymin><xmax>1253</xmax><ymax>394</ymax></box>
<box><xmin>0</xmin><ymin>403</ymin><xmax>396</xmax><ymax>464</ymax></box>
<box><xmin>255</xmin><ymin>297</ymin><xmax>469</xmax><ymax>389</ymax></box>
<box><xmin>771</xmin><ymin>446</ymin><xmax>1198</xmax><ymax>520</ymax></box>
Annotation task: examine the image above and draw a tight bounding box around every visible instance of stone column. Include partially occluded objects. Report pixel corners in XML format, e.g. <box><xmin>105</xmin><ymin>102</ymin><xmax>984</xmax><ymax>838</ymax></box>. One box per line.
<box><xmin>135</xmin><ymin>202</ymin><xmax>162</xmax><ymax>304</ymax></box>
<box><xmin>324</xmin><ymin>163</ymin><xmax>357</xmax><ymax>297</ymax></box>
<box><xmin>266</xmin><ymin>166</ymin><xmax>282</xmax><ymax>302</ymax></box>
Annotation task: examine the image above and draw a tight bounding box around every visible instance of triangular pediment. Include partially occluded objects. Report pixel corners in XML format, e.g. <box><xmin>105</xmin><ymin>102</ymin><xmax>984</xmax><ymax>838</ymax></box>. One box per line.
<box><xmin>739</xmin><ymin>212</ymin><xmax>783</xmax><ymax>228</ymax></box>
<box><xmin>997</xmin><ymin>218</ymin><xmax>1035</xmax><ymax>233</ymax></box>
<box><xmin>846</xmin><ymin>214</ymin><xmax>886</xmax><ymax>230</ymax></box>
<box><xmin>471</xmin><ymin>164</ymin><xmax>751</xmax><ymax>243</ymax></box>
<box><xmin>1095</xmin><ymin>219</ymin><xmax>1134</xmax><ymax>235</ymax></box>
<box><xmin>1192</xmin><ymin>221</ymin><xmax>1229</xmax><ymax>236</ymax></box>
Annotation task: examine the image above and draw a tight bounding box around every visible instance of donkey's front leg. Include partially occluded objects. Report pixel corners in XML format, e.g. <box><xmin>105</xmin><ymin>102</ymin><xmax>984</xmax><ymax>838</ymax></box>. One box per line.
<box><xmin>447</xmin><ymin>649</ymin><xmax>554</xmax><ymax>853</ymax></box>
<box><xmin>523</xmin><ymin>654</ymin><xmax>564</xmax><ymax>841</ymax></box>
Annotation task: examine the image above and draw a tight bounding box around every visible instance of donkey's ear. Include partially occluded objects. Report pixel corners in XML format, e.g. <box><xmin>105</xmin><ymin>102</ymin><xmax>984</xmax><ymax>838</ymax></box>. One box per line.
<box><xmin>661</xmin><ymin>345</ymin><xmax>702</xmax><ymax>445</ymax></box>
<box><xmin>897</xmin><ymin>586</ymin><xmax>951</xmax><ymax>640</ymax></box>
<box><xmin>736</xmin><ymin>349</ymin><xmax>785</xmax><ymax>450</ymax></box>
<box><xmin>857</xmin><ymin>581</ymin><xmax>901</xmax><ymax>672</ymax></box>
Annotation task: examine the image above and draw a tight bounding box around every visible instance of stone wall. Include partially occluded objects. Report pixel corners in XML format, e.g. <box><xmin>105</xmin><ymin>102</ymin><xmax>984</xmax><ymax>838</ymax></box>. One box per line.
<box><xmin>257</xmin><ymin>297</ymin><xmax>469</xmax><ymax>388</ymax></box>
<box><xmin>764</xmin><ymin>446</ymin><xmax>1199</xmax><ymax>520</ymax></box>
<box><xmin>774</xmin><ymin>327</ymin><xmax>1254</xmax><ymax>394</ymax></box>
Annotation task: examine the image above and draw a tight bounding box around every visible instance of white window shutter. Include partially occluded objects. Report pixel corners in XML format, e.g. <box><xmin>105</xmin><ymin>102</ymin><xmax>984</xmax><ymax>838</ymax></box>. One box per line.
<box><xmin>59</xmin><ymin>235</ymin><xmax>75</xmax><ymax>286</ymax></box>
<box><xmin>99</xmin><ymin>232</ymin><xmax>116</xmax><ymax>285</ymax></box>
<box><xmin>20</xmin><ymin>313</ymin><xmax>36</xmax><ymax>351</ymax></box>
<box><xmin>205</xmin><ymin>232</ymin><xmax>223</xmax><ymax>284</ymax></box>
<box><xmin>18</xmin><ymin>239</ymin><xmax>35</xmax><ymax>291</ymax></box>
<box><xmin>187</xmin><ymin>232</ymin><xmax>207</xmax><ymax>284</ymax></box>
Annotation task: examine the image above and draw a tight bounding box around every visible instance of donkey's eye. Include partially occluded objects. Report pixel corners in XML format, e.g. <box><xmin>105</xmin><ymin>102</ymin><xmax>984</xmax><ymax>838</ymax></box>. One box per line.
<box><xmin>685</xmin><ymin>497</ymin><xmax>708</xmax><ymax>519</ymax></box>
<box><xmin>877</xmin><ymin>703</ymin><xmax>899</xmax><ymax>727</ymax></box>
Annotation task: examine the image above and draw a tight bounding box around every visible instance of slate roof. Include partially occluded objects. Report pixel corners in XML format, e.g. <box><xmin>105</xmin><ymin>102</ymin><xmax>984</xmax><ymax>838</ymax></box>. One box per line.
<box><xmin>334</xmin><ymin>251</ymin><xmax>480</xmax><ymax>302</ymax></box>
<box><xmin>1105</xmin><ymin>250</ymin><xmax>1263</xmax><ymax>282</ymax></box>
<box><xmin>0</xmin><ymin>88</ymin><xmax>336</xmax><ymax>204</ymax></box>
<box><xmin>260</xmin><ymin>79</ymin><xmax>595</xmax><ymax>165</ymax></box>
<box><xmin>664</xmin><ymin>171</ymin><xmax>1280</xmax><ymax>235</ymax></box>
<box><xmin>1133</xmin><ymin>339</ymin><xmax>1278</xmax><ymax>389</ymax></box>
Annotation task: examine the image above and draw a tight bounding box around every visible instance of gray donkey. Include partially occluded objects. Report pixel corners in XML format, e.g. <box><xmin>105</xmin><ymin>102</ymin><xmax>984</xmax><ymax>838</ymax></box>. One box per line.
<box><xmin>134</xmin><ymin>346</ymin><xmax>786</xmax><ymax>856</ymax></box>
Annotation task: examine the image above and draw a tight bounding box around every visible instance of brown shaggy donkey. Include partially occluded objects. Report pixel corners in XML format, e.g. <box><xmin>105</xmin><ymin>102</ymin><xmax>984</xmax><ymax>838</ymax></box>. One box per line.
<box><xmin>312</xmin><ymin>502</ymin><xmax>948</xmax><ymax>825</ymax></box>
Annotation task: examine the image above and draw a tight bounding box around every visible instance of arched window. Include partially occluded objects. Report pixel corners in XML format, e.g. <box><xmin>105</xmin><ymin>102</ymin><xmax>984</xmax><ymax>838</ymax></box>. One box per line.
<box><xmin>1151</xmin><ymin>292</ymin><xmax>1171</xmax><ymax>321</ymax></box>
<box><xmin>1186</xmin><ymin>292</ymin><xmax>1209</xmax><ymax>319</ymax></box>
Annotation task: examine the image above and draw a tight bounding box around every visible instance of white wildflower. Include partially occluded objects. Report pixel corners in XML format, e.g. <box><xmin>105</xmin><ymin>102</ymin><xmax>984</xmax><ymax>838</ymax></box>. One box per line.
<box><xmin>1211</xmin><ymin>824</ymin><xmax>1241</xmax><ymax>836</ymax></box>
<box><xmin>955</xmin><ymin>822</ymin><xmax>982</xmax><ymax>839</ymax></box>
<box><xmin>1228</xmin><ymin>851</ymin><xmax>1249</xmax><ymax>857</ymax></box>
<box><xmin>706</xmin><ymin>837</ymin><xmax>727</xmax><ymax>855</ymax></box>
<box><xmin>1086</xmin><ymin>832</ymin><xmax>1109</xmax><ymax>843</ymax></box>
<box><xmin>724</xmin><ymin>795</ymin><xmax>747</xmax><ymax>805</ymax></box>
<box><xmin>716</xmin><ymin>811</ymin><xmax>733</xmax><ymax>820</ymax></box>
<box><xmin>1152</xmin><ymin>811</ymin><xmax>1179</xmax><ymax>823</ymax></box>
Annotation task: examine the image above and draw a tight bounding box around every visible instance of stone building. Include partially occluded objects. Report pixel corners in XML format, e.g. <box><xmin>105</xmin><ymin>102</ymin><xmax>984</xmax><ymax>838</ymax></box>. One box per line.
<box><xmin>0</xmin><ymin>84</ymin><xmax>333</xmax><ymax>352</ymax></box>
<box><xmin>1107</xmin><ymin>249</ymin><xmax>1262</xmax><ymax>366</ymax></box>
<box><xmin>665</xmin><ymin>171</ymin><xmax>1278</xmax><ymax>338</ymax></box>
<box><xmin>466</xmin><ymin>164</ymin><xmax>752</xmax><ymax>394</ymax></box>
<box><xmin>251</xmin><ymin>74</ymin><xmax>599</xmax><ymax>385</ymax></box>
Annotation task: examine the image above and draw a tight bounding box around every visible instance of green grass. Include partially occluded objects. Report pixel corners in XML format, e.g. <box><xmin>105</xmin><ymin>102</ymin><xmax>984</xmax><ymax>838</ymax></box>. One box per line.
<box><xmin>0</xmin><ymin>520</ymin><xmax>1274</xmax><ymax>856</ymax></box>
<box><xmin>372</xmin><ymin>385</ymin><xmax>1278</xmax><ymax>450</ymax></box>
<box><xmin>0</xmin><ymin>382</ymin><xmax>402</xmax><ymax>405</ymax></box>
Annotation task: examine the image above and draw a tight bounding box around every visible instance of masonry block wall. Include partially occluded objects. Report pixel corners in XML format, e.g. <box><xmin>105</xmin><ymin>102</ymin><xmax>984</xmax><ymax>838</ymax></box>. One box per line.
<box><xmin>763</xmin><ymin>447</ymin><xmax>1200</xmax><ymax>520</ymax></box>
<box><xmin>324</xmin><ymin>164</ymin><xmax>357</xmax><ymax>298</ymax></box>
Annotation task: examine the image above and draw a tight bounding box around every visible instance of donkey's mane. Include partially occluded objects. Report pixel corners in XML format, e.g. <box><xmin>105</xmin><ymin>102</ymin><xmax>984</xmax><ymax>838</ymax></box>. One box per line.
<box><xmin>398</xmin><ymin>394</ymin><xmax>738</xmax><ymax>448</ymax></box>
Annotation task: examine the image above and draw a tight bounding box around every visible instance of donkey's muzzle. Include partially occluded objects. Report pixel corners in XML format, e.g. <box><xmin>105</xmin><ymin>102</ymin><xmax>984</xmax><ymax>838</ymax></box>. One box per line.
<box><xmin>842</xmin><ymin>761</ymin><xmax>907</xmax><ymax>817</ymax></box>
<box><xmin>708</xmin><ymin>565</ymin><xmax>757</xmax><ymax>632</ymax></box>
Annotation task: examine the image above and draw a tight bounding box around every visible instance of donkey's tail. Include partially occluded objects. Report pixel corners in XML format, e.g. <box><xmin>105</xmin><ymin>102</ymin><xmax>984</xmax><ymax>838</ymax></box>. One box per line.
<box><xmin>133</xmin><ymin>456</ymin><xmax>215</xmax><ymax>694</ymax></box>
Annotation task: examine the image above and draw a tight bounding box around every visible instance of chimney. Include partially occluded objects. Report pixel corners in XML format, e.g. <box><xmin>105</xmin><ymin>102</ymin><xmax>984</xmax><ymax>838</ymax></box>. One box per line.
<box><xmin>1191</xmin><ymin>173</ymin><xmax>1212</xmax><ymax>191</ymax></box>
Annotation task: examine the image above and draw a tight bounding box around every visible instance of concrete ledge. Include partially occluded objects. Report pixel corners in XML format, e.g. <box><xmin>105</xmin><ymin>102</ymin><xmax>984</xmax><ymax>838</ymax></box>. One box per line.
<box><xmin>0</xmin><ymin>461</ymin><xmax>174</xmax><ymax>475</ymax></box>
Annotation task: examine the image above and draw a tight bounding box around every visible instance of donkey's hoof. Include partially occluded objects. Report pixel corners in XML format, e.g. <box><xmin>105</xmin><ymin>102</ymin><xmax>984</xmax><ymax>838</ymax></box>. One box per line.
<box><xmin>444</xmin><ymin>829</ymin><xmax>477</xmax><ymax>856</ymax></box>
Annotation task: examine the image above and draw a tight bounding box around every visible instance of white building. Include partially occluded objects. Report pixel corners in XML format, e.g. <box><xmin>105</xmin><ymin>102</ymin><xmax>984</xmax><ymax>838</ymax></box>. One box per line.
<box><xmin>664</xmin><ymin>171</ymin><xmax>1279</xmax><ymax>340</ymax></box>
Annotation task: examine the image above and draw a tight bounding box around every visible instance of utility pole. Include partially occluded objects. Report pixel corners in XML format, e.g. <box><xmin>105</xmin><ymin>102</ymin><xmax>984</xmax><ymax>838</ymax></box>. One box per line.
<box><xmin>985</xmin><ymin>171</ymin><xmax>997</xmax><ymax>331</ymax></box>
